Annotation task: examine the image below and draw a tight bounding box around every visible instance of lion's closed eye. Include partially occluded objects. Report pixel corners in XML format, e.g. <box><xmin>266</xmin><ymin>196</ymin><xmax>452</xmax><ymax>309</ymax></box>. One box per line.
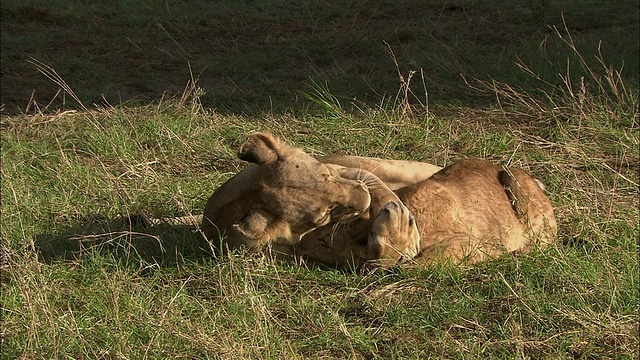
<box><xmin>322</xmin><ymin>172</ymin><xmax>333</xmax><ymax>181</ymax></box>
<box><xmin>313</xmin><ymin>206</ymin><xmax>335</xmax><ymax>224</ymax></box>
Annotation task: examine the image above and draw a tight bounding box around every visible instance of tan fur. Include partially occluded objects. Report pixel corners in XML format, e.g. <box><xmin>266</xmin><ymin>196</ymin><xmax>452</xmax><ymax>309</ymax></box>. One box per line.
<box><xmin>202</xmin><ymin>133</ymin><xmax>557</xmax><ymax>269</ymax></box>
<box><xmin>318</xmin><ymin>155</ymin><xmax>442</xmax><ymax>190</ymax></box>
<box><xmin>292</xmin><ymin>159</ymin><xmax>557</xmax><ymax>268</ymax></box>
<box><xmin>394</xmin><ymin>159</ymin><xmax>557</xmax><ymax>265</ymax></box>
<box><xmin>201</xmin><ymin>132</ymin><xmax>372</xmax><ymax>253</ymax></box>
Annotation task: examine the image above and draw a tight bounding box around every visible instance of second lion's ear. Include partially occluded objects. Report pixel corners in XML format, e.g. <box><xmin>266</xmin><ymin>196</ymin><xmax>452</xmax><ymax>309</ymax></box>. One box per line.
<box><xmin>238</xmin><ymin>132</ymin><xmax>282</xmax><ymax>165</ymax></box>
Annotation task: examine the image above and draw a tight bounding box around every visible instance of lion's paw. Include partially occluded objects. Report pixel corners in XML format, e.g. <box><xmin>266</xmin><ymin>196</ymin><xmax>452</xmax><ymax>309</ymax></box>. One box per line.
<box><xmin>367</xmin><ymin>201</ymin><xmax>421</xmax><ymax>267</ymax></box>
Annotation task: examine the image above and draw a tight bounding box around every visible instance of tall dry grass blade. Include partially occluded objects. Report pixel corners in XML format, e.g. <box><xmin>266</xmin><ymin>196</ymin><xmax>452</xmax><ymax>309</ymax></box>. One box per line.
<box><xmin>28</xmin><ymin>58</ymin><xmax>88</xmax><ymax>111</ymax></box>
<box><xmin>468</xmin><ymin>16</ymin><xmax>638</xmax><ymax>123</ymax></box>
<box><xmin>177</xmin><ymin>63</ymin><xmax>205</xmax><ymax>111</ymax></box>
<box><xmin>384</xmin><ymin>41</ymin><xmax>428</xmax><ymax>117</ymax></box>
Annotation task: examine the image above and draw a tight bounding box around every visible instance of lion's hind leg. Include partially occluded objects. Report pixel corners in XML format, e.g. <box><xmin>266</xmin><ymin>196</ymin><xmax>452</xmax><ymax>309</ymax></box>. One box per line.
<box><xmin>499</xmin><ymin>168</ymin><xmax>557</xmax><ymax>249</ymax></box>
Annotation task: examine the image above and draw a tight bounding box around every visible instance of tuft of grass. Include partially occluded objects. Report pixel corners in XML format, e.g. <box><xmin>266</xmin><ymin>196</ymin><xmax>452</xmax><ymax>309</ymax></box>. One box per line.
<box><xmin>470</xmin><ymin>19</ymin><xmax>638</xmax><ymax>126</ymax></box>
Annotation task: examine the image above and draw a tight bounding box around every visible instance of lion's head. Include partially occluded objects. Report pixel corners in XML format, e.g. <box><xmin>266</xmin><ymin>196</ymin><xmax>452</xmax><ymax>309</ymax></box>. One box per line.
<box><xmin>202</xmin><ymin>132</ymin><xmax>372</xmax><ymax>252</ymax></box>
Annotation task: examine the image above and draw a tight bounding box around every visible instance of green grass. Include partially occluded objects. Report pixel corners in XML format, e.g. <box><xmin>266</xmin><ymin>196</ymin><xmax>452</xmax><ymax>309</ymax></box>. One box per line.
<box><xmin>1</xmin><ymin>0</ymin><xmax>638</xmax><ymax>359</ymax></box>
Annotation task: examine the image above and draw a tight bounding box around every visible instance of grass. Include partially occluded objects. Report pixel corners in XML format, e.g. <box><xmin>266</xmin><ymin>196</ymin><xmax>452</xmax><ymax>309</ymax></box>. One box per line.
<box><xmin>1</xmin><ymin>0</ymin><xmax>638</xmax><ymax>359</ymax></box>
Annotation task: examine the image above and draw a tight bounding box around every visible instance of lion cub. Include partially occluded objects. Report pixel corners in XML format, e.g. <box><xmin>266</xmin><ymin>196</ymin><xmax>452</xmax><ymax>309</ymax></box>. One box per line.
<box><xmin>297</xmin><ymin>157</ymin><xmax>557</xmax><ymax>267</ymax></box>
<box><xmin>295</xmin><ymin>158</ymin><xmax>556</xmax><ymax>268</ymax></box>
<box><xmin>390</xmin><ymin>158</ymin><xmax>556</xmax><ymax>265</ymax></box>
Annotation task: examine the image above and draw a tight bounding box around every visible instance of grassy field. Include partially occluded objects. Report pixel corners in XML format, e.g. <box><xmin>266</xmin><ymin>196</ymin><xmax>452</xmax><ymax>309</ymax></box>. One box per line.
<box><xmin>1</xmin><ymin>0</ymin><xmax>638</xmax><ymax>359</ymax></box>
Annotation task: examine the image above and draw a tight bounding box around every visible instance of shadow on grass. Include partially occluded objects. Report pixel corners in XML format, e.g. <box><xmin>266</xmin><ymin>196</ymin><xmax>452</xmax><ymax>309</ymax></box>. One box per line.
<box><xmin>33</xmin><ymin>211</ymin><xmax>588</xmax><ymax>272</ymax></box>
<box><xmin>33</xmin><ymin>215</ymin><xmax>368</xmax><ymax>275</ymax></box>
<box><xmin>34</xmin><ymin>214</ymin><xmax>217</xmax><ymax>268</ymax></box>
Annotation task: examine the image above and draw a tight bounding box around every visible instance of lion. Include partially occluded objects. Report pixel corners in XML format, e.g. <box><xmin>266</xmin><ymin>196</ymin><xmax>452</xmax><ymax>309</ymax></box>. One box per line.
<box><xmin>200</xmin><ymin>132</ymin><xmax>430</xmax><ymax>253</ymax></box>
<box><xmin>201</xmin><ymin>132</ymin><xmax>557</xmax><ymax>269</ymax></box>
<box><xmin>201</xmin><ymin>132</ymin><xmax>369</xmax><ymax>252</ymax></box>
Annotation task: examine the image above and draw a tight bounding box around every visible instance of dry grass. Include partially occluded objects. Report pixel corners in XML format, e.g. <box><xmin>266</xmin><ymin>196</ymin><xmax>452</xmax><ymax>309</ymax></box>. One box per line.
<box><xmin>2</xmin><ymin>85</ymin><xmax>637</xmax><ymax>357</ymax></box>
<box><xmin>2</xmin><ymin>1</ymin><xmax>638</xmax><ymax>358</ymax></box>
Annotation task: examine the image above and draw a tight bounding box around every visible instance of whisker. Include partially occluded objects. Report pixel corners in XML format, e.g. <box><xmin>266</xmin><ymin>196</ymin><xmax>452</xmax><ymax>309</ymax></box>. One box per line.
<box><xmin>330</xmin><ymin>221</ymin><xmax>342</xmax><ymax>244</ymax></box>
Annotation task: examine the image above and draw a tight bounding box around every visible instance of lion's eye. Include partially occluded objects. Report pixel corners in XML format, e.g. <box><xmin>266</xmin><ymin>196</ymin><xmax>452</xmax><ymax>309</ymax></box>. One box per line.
<box><xmin>313</xmin><ymin>206</ymin><xmax>334</xmax><ymax>224</ymax></box>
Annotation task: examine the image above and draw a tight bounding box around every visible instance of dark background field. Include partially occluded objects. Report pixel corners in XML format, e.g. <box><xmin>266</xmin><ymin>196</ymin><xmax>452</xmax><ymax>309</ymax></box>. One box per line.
<box><xmin>2</xmin><ymin>0</ymin><xmax>638</xmax><ymax>114</ymax></box>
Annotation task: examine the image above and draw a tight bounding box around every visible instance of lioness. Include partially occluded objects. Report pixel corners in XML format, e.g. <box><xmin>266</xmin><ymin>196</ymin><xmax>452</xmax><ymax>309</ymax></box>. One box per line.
<box><xmin>201</xmin><ymin>132</ymin><xmax>557</xmax><ymax>268</ymax></box>
<box><xmin>201</xmin><ymin>132</ymin><xmax>421</xmax><ymax>252</ymax></box>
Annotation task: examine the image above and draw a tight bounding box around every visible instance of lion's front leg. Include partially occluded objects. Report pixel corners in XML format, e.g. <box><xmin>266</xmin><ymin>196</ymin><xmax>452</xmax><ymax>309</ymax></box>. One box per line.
<box><xmin>335</xmin><ymin>166</ymin><xmax>401</xmax><ymax>214</ymax></box>
<box><xmin>333</xmin><ymin>167</ymin><xmax>421</xmax><ymax>268</ymax></box>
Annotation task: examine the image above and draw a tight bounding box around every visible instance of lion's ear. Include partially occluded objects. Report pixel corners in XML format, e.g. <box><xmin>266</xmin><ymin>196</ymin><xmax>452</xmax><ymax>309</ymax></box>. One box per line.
<box><xmin>232</xmin><ymin>209</ymin><xmax>273</xmax><ymax>241</ymax></box>
<box><xmin>238</xmin><ymin>132</ymin><xmax>283</xmax><ymax>165</ymax></box>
